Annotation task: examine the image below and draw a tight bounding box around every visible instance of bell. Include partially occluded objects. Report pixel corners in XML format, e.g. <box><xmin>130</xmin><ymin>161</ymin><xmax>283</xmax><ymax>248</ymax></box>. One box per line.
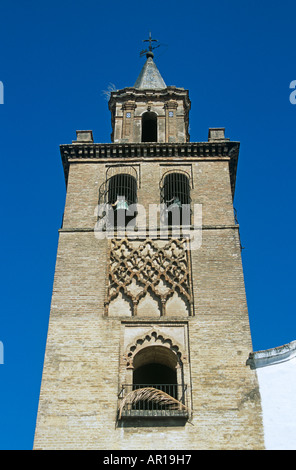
<box><xmin>113</xmin><ymin>197</ymin><xmax>129</xmax><ymax>211</ymax></box>
<box><xmin>166</xmin><ymin>196</ymin><xmax>182</xmax><ymax>210</ymax></box>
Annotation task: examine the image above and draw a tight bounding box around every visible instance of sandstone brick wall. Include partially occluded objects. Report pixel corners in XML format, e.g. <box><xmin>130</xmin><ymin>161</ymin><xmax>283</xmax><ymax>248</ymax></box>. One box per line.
<box><xmin>33</xmin><ymin>154</ymin><xmax>265</xmax><ymax>450</ymax></box>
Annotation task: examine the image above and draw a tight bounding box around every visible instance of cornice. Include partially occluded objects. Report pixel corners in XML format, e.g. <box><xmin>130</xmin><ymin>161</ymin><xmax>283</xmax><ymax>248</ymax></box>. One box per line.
<box><xmin>60</xmin><ymin>141</ymin><xmax>239</xmax><ymax>197</ymax></box>
<box><xmin>247</xmin><ymin>340</ymin><xmax>296</xmax><ymax>369</ymax></box>
<box><xmin>108</xmin><ymin>86</ymin><xmax>191</xmax><ymax>110</ymax></box>
<box><xmin>109</xmin><ymin>86</ymin><xmax>189</xmax><ymax>98</ymax></box>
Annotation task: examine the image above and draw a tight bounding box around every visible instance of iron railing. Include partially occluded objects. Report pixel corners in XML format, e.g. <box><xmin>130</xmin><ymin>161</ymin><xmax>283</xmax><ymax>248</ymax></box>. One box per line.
<box><xmin>160</xmin><ymin>172</ymin><xmax>191</xmax><ymax>226</ymax></box>
<box><xmin>161</xmin><ymin>172</ymin><xmax>191</xmax><ymax>206</ymax></box>
<box><xmin>118</xmin><ymin>383</ymin><xmax>189</xmax><ymax>419</ymax></box>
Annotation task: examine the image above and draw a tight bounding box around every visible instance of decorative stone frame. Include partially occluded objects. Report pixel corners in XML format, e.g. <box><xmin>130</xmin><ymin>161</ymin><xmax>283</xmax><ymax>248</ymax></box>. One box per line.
<box><xmin>106</xmin><ymin>238</ymin><xmax>193</xmax><ymax>318</ymax></box>
<box><xmin>119</xmin><ymin>323</ymin><xmax>192</xmax><ymax>414</ymax></box>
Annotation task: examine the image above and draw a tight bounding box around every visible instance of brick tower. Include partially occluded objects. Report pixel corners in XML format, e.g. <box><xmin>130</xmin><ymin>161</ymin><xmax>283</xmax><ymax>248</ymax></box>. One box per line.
<box><xmin>34</xmin><ymin>38</ymin><xmax>265</xmax><ymax>450</ymax></box>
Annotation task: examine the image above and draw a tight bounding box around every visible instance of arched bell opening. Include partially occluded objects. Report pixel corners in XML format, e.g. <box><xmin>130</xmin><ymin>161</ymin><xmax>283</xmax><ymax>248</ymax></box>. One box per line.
<box><xmin>161</xmin><ymin>172</ymin><xmax>191</xmax><ymax>226</ymax></box>
<box><xmin>141</xmin><ymin>112</ymin><xmax>158</xmax><ymax>142</ymax></box>
<box><xmin>107</xmin><ymin>173</ymin><xmax>137</xmax><ymax>227</ymax></box>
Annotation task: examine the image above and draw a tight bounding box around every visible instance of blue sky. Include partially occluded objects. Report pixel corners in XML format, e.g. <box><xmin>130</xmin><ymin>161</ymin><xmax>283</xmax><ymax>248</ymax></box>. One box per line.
<box><xmin>0</xmin><ymin>0</ymin><xmax>295</xmax><ymax>450</ymax></box>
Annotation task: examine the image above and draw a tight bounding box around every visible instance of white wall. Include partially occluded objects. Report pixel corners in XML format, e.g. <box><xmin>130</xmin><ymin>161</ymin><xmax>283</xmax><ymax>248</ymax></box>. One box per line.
<box><xmin>249</xmin><ymin>341</ymin><xmax>296</xmax><ymax>450</ymax></box>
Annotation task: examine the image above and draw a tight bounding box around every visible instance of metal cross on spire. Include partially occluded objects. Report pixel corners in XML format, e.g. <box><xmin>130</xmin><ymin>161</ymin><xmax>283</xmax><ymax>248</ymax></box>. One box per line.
<box><xmin>140</xmin><ymin>32</ymin><xmax>161</xmax><ymax>58</ymax></box>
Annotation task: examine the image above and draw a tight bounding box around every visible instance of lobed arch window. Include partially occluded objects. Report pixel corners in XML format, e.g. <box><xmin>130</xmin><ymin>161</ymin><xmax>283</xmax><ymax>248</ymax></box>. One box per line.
<box><xmin>142</xmin><ymin>111</ymin><xmax>158</xmax><ymax>142</ymax></box>
<box><xmin>118</xmin><ymin>345</ymin><xmax>188</xmax><ymax>419</ymax></box>
<box><xmin>160</xmin><ymin>171</ymin><xmax>191</xmax><ymax>226</ymax></box>
<box><xmin>118</xmin><ymin>330</ymin><xmax>190</xmax><ymax>421</ymax></box>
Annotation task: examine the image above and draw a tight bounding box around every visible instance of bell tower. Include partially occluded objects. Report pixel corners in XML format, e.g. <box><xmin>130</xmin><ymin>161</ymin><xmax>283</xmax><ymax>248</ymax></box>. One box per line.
<box><xmin>34</xmin><ymin>36</ymin><xmax>265</xmax><ymax>450</ymax></box>
<box><xmin>109</xmin><ymin>47</ymin><xmax>190</xmax><ymax>144</ymax></box>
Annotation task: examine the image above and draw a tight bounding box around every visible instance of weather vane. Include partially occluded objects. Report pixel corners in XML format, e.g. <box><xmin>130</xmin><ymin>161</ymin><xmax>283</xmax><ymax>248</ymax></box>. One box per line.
<box><xmin>140</xmin><ymin>32</ymin><xmax>161</xmax><ymax>58</ymax></box>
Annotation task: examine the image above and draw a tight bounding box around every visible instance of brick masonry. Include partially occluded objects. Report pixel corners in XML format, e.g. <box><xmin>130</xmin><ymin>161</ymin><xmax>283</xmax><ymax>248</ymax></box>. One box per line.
<box><xmin>33</xmin><ymin>152</ymin><xmax>265</xmax><ymax>449</ymax></box>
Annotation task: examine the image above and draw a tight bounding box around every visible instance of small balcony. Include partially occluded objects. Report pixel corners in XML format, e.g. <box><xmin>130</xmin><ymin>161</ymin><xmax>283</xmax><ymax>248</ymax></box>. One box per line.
<box><xmin>118</xmin><ymin>384</ymin><xmax>189</xmax><ymax>421</ymax></box>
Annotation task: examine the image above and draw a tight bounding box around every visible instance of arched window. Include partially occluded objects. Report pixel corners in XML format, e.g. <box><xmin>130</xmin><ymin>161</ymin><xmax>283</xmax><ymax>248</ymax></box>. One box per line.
<box><xmin>132</xmin><ymin>346</ymin><xmax>179</xmax><ymax>407</ymax></box>
<box><xmin>118</xmin><ymin>333</ymin><xmax>189</xmax><ymax>420</ymax></box>
<box><xmin>107</xmin><ymin>173</ymin><xmax>137</xmax><ymax>227</ymax></box>
<box><xmin>142</xmin><ymin>112</ymin><xmax>157</xmax><ymax>142</ymax></box>
<box><xmin>161</xmin><ymin>172</ymin><xmax>191</xmax><ymax>226</ymax></box>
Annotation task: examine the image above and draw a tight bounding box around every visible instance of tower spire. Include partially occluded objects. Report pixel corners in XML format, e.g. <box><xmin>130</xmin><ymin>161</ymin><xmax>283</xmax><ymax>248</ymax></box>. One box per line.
<box><xmin>135</xmin><ymin>33</ymin><xmax>166</xmax><ymax>89</ymax></box>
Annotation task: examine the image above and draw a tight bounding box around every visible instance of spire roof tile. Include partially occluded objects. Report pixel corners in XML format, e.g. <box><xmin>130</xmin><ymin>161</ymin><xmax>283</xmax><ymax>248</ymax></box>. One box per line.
<box><xmin>134</xmin><ymin>56</ymin><xmax>166</xmax><ymax>90</ymax></box>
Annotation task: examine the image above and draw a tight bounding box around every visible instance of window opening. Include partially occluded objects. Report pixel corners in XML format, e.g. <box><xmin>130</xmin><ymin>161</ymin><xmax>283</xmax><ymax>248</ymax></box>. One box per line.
<box><xmin>161</xmin><ymin>172</ymin><xmax>191</xmax><ymax>226</ymax></box>
<box><xmin>133</xmin><ymin>363</ymin><xmax>178</xmax><ymax>406</ymax></box>
<box><xmin>142</xmin><ymin>112</ymin><xmax>157</xmax><ymax>142</ymax></box>
<box><xmin>119</xmin><ymin>345</ymin><xmax>188</xmax><ymax>419</ymax></box>
<box><xmin>131</xmin><ymin>346</ymin><xmax>181</xmax><ymax>411</ymax></box>
<box><xmin>107</xmin><ymin>174</ymin><xmax>137</xmax><ymax>227</ymax></box>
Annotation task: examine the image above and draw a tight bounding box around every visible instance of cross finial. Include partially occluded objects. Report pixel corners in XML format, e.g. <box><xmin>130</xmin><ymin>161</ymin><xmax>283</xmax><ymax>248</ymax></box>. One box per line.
<box><xmin>140</xmin><ymin>32</ymin><xmax>160</xmax><ymax>59</ymax></box>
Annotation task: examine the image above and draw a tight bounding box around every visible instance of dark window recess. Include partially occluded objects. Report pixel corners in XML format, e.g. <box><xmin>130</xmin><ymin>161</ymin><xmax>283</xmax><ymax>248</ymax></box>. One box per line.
<box><xmin>142</xmin><ymin>112</ymin><xmax>157</xmax><ymax>142</ymax></box>
<box><xmin>161</xmin><ymin>173</ymin><xmax>191</xmax><ymax>226</ymax></box>
<box><xmin>133</xmin><ymin>363</ymin><xmax>178</xmax><ymax>397</ymax></box>
<box><xmin>133</xmin><ymin>363</ymin><xmax>178</xmax><ymax>411</ymax></box>
<box><xmin>132</xmin><ymin>361</ymin><xmax>179</xmax><ymax>411</ymax></box>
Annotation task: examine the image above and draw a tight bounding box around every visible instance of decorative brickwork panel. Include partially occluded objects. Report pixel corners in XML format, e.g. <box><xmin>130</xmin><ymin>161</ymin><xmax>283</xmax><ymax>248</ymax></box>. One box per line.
<box><xmin>106</xmin><ymin>238</ymin><xmax>193</xmax><ymax>317</ymax></box>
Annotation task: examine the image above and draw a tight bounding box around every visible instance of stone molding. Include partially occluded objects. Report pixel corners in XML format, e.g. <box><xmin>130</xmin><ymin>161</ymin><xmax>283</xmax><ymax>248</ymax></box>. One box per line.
<box><xmin>108</xmin><ymin>86</ymin><xmax>191</xmax><ymax>109</ymax></box>
<box><xmin>122</xmin><ymin>328</ymin><xmax>187</xmax><ymax>370</ymax></box>
<box><xmin>247</xmin><ymin>340</ymin><xmax>296</xmax><ymax>369</ymax></box>
<box><xmin>60</xmin><ymin>141</ymin><xmax>239</xmax><ymax>196</ymax></box>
